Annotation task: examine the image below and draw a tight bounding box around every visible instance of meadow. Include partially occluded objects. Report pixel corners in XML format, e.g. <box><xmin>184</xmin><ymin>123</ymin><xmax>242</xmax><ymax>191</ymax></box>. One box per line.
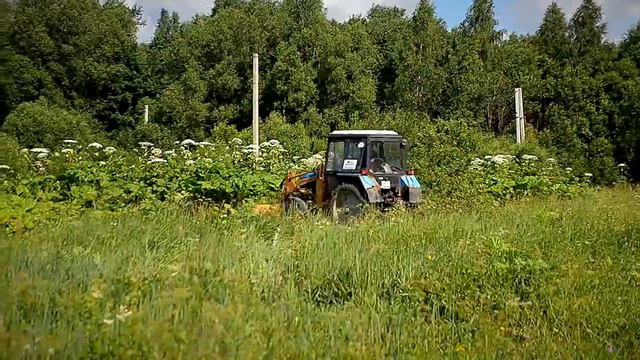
<box><xmin>1</xmin><ymin>187</ymin><xmax>639</xmax><ymax>358</ymax></box>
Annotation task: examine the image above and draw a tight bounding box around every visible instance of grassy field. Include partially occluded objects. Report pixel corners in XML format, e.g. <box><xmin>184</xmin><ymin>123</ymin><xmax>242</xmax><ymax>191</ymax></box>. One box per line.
<box><xmin>1</xmin><ymin>188</ymin><xmax>639</xmax><ymax>358</ymax></box>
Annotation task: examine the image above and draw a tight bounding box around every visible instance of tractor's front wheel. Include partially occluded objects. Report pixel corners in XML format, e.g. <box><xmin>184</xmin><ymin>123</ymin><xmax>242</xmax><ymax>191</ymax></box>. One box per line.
<box><xmin>283</xmin><ymin>196</ymin><xmax>308</xmax><ymax>216</ymax></box>
<box><xmin>331</xmin><ymin>184</ymin><xmax>367</xmax><ymax>223</ymax></box>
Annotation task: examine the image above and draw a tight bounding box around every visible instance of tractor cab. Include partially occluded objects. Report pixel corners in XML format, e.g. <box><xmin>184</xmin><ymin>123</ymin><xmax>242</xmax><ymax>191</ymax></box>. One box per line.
<box><xmin>281</xmin><ymin>130</ymin><xmax>422</xmax><ymax>221</ymax></box>
<box><xmin>326</xmin><ymin>130</ymin><xmax>407</xmax><ymax>175</ymax></box>
<box><xmin>324</xmin><ymin>130</ymin><xmax>421</xmax><ymax>210</ymax></box>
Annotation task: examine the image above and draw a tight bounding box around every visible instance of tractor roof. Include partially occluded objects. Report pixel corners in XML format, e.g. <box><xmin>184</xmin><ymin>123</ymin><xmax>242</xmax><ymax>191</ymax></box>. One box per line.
<box><xmin>329</xmin><ymin>130</ymin><xmax>399</xmax><ymax>138</ymax></box>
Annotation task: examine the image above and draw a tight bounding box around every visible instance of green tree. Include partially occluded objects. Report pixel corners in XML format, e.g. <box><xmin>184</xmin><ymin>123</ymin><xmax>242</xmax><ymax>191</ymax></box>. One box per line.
<box><xmin>444</xmin><ymin>0</ymin><xmax>503</xmax><ymax>127</ymax></box>
<box><xmin>151</xmin><ymin>9</ymin><xmax>181</xmax><ymax>49</ymax></box>
<box><xmin>156</xmin><ymin>64</ymin><xmax>209</xmax><ymax>139</ymax></box>
<box><xmin>2</xmin><ymin>98</ymin><xmax>102</xmax><ymax>149</ymax></box>
<box><xmin>316</xmin><ymin>20</ymin><xmax>379</xmax><ymax>125</ymax></box>
<box><xmin>366</xmin><ymin>6</ymin><xmax>410</xmax><ymax>109</ymax></box>
<box><xmin>535</xmin><ymin>2</ymin><xmax>571</xmax><ymax>62</ymax></box>
<box><xmin>394</xmin><ymin>0</ymin><xmax>448</xmax><ymax>117</ymax></box>
<box><xmin>269</xmin><ymin>43</ymin><xmax>317</xmax><ymax>118</ymax></box>
<box><xmin>9</xmin><ymin>0</ymin><xmax>144</xmax><ymax>130</ymax></box>
<box><xmin>533</xmin><ymin>2</ymin><xmax>571</xmax><ymax>129</ymax></box>
<box><xmin>282</xmin><ymin>0</ymin><xmax>324</xmax><ymax>32</ymax></box>
<box><xmin>460</xmin><ymin>0</ymin><xmax>499</xmax><ymax>64</ymax></box>
<box><xmin>442</xmin><ymin>29</ymin><xmax>484</xmax><ymax>121</ymax></box>
<box><xmin>211</xmin><ymin>0</ymin><xmax>246</xmax><ymax>16</ymax></box>
<box><xmin>620</xmin><ymin>22</ymin><xmax>640</xmax><ymax>68</ymax></box>
<box><xmin>569</xmin><ymin>0</ymin><xmax>606</xmax><ymax>59</ymax></box>
<box><xmin>0</xmin><ymin>0</ymin><xmax>14</xmax><ymax>122</ymax></box>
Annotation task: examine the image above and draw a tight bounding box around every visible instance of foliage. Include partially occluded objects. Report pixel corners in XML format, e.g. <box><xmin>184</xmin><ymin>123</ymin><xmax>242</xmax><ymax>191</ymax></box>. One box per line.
<box><xmin>1</xmin><ymin>128</ymin><xmax>619</xmax><ymax>233</ymax></box>
<box><xmin>2</xmin><ymin>0</ymin><xmax>640</xmax><ymax>182</ymax></box>
<box><xmin>2</xmin><ymin>99</ymin><xmax>102</xmax><ymax>149</ymax></box>
<box><xmin>0</xmin><ymin>139</ymin><xmax>295</xmax><ymax>223</ymax></box>
<box><xmin>8</xmin><ymin>0</ymin><xmax>144</xmax><ymax>129</ymax></box>
<box><xmin>259</xmin><ymin>112</ymin><xmax>313</xmax><ymax>158</ymax></box>
<box><xmin>0</xmin><ymin>133</ymin><xmax>30</xmax><ymax>175</ymax></box>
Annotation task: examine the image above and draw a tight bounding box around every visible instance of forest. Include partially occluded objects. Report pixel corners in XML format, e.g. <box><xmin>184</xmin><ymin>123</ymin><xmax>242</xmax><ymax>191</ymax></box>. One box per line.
<box><xmin>1</xmin><ymin>0</ymin><xmax>639</xmax><ymax>183</ymax></box>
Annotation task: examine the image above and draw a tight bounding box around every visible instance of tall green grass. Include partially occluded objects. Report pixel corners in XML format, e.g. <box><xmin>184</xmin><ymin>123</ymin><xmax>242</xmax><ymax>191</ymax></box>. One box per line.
<box><xmin>1</xmin><ymin>188</ymin><xmax>639</xmax><ymax>358</ymax></box>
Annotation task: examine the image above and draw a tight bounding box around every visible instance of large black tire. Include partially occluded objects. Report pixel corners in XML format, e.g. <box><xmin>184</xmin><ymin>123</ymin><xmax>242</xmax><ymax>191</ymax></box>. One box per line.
<box><xmin>283</xmin><ymin>196</ymin><xmax>308</xmax><ymax>216</ymax></box>
<box><xmin>331</xmin><ymin>184</ymin><xmax>368</xmax><ymax>223</ymax></box>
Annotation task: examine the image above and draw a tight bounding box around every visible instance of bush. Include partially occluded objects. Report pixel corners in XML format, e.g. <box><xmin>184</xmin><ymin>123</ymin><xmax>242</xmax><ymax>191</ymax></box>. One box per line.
<box><xmin>0</xmin><ymin>133</ymin><xmax>30</xmax><ymax>177</ymax></box>
<box><xmin>2</xmin><ymin>99</ymin><xmax>102</xmax><ymax>149</ymax></box>
<box><xmin>113</xmin><ymin>123</ymin><xmax>176</xmax><ymax>149</ymax></box>
<box><xmin>210</xmin><ymin>122</ymin><xmax>242</xmax><ymax>144</ymax></box>
<box><xmin>260</xmin><ymin>112</ymin><xmax>313</xmax><ymax>158</ymax></box>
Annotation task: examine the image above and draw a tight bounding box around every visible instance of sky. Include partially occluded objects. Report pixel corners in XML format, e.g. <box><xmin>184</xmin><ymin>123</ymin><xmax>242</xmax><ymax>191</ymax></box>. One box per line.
<box><xmin>128</xmin><ymin>0</ymin><xmax>640</xmax><ymax>43</ymax></box>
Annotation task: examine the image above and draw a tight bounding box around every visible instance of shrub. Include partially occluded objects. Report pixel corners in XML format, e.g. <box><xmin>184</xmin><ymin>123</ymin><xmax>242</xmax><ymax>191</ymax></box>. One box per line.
<box><xmin>0</xmin><ymin>133</ymin><xmax>31</xmax><ymax>180</ymax></box>
<box><xmin>113</xmin><ymin>123</ymin><xmax>176</xmax><ymax>149</ymax></box>
<box><xmin>210</xmin><ymin>122</ymin><xmax>242</xmax><ymax>144</ymax></box>
<box><xmin>2</xmin><ymin>99</ymin><xmax>101</xmax><ymax>149</ymax></box>
<box><xmin>260</xmin><ymin>112</ymin><xmax>313</xmax><ymax>158</ymax></box>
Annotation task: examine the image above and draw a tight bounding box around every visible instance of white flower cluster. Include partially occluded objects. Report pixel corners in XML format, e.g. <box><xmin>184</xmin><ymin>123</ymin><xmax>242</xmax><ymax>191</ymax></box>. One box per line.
<box><xmin>29</xmin><ymin>148</ymin><xmax>51</xmax><ymax>159</ymax></box>
<box><xmin>12</xmin><ymin>137</ymin><xmax>297</xmax><ymax>174</ymax></box>
<box><xmin>470</xmin><ymin>154</ymin><xmax>516</xmax><ymax>168</ymax></box>
<box><xmin>30</xmin><ymin>148</ymin><xmax>50</xmax><ymax>154</ymax></box>
<box><xmin>468</xmin><ymin>153</ymin><xmax>566</xmax><ymax>171</ymax></box>
<box><xmin>243</xmin><ymin>144</ymin><xmax>259</xmax><ymax>153</ymax></box>
<box><xmin>148</xmin><ymin>158</ymin><xmax>167</xmax><ymax>164</ymax></box>
<box><xmin>303</xmin><ymin>153</ymin><xmax>325</xmax><ymax>168</ymax></box>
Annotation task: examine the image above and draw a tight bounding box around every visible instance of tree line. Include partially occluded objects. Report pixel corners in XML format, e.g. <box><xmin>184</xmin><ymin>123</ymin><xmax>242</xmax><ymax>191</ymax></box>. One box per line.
<box><xmin>1</xmin><ymin>0</ymin><xmax>640</xmax><ymax>181</ymax></box>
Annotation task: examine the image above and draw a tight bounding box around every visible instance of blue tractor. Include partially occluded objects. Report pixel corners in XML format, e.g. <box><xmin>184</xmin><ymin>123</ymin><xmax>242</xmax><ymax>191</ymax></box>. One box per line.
<box><xmin>281</xmin><ymin>130</ymin><xmax>422</xmax><ymax>221</ymax></box>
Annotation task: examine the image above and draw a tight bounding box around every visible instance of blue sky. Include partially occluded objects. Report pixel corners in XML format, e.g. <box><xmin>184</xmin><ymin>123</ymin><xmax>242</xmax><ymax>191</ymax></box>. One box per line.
<box><xmin>128</xmin><ymin>0</ymin><xmax>640</xmax><ymax>42</ymax></box>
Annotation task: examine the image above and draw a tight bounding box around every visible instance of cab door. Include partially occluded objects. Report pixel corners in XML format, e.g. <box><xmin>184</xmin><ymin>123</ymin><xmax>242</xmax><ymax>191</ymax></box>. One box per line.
<box><xmin>324</xmin><ymin>138</ymin><xmax>366</xmax><ymax>200</ymax></box>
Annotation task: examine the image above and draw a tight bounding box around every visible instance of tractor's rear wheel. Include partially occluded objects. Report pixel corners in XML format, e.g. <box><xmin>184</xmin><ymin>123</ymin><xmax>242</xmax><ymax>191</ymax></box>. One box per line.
<box><xmin>331</xmin><ymin>184</ymin><xmax>367</xmax><ymax>223</ymax></box>
<box><xmin>283</xmin><ymin>196</ymin><xmax>308</xmax><ymax>216</ymax></box>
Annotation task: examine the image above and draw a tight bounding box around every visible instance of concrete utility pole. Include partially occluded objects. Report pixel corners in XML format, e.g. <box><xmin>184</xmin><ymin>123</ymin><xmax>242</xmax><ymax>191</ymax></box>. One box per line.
<box><xmin>252</xmin><ymin>53</ymin><xmax>259</xmax><ymax>156</ymax></box>
<box><xmin>515</xmin><ymin>88</ymin><xmax>525</xmax><ymax>144</ymax></box>
<box><xmin>144</xmin><ymin>105</ymin><xmax>149</xmax><ymax>124</ymax></box>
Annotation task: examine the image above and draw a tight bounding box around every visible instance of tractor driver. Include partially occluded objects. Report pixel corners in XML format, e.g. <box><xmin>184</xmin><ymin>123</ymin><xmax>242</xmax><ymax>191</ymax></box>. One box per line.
<box><xmin>368</xmin><ymin>141</ymin><xmax>393</xmax><ymax>174</ymax></box>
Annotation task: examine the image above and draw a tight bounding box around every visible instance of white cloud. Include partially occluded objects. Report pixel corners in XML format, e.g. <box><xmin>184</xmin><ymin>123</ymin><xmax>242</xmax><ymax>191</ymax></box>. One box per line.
<box><xmin>324</xmin><ymin>0</ymin><xmax>417</xmax><ymax>21</ymax></box>
<box><xmin>128</xmin><ymin>0</ymin><xmax>638</xmax><ymax>42</ymax></box>
<box><xmin>126</xmin><ymin>0</ymin><xmax>213</xmax><ymax>42</ymax></box>
<box><xmin>129</xmin><ymin>0</ymin><xmax>419</xmax><ymax>41</ymax></box>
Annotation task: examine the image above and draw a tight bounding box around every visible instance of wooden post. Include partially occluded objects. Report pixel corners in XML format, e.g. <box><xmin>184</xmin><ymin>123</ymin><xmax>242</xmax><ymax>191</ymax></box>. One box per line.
<box><xmin>252</xmin><ymin>54</ymin><xmax>259</xmax><ymax>156</ymax></box>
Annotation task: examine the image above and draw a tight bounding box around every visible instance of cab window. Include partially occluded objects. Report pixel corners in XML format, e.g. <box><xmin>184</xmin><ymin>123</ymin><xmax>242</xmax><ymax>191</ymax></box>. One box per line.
<box><xmin>327</xmin><ymin>139</ymin><xmax>364</xmax><ymax>171</ymax></box>
<box><xmin>368</xmin><ymin>141</ymin><xmax>403</xmax><ymax>174</ymax></box>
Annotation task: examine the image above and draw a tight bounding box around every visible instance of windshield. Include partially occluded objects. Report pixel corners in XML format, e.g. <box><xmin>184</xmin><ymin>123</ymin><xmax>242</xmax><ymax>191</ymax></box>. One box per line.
<box><xmin>326</xmin><ymin>139</ymin><xmax>365</xmax><ymax>172</ymax></box>
<box><xmin>368</xmin><ymin>141</ymin><xmax>404</xmax><ymax>174</ymax></box>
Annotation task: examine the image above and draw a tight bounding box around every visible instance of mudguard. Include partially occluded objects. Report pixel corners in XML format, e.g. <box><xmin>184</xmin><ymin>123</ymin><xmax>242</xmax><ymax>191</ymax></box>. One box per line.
<box><xmin>401</xmin><ymin>175</ymin><xmax>422</xmax><ymax>204</ymax></box>
<box><xmin>358</xmin><ymin>175</ymin><xmax>383</xmax><ymax>203</ymax></box>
